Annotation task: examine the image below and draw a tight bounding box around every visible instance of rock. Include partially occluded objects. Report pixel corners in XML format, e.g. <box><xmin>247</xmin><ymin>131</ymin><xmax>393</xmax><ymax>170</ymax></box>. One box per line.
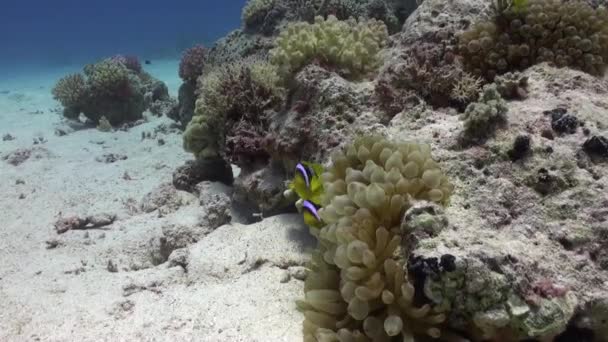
<box><xmin>107</xmin><ymin>300</ymin><xmax>135</xmax><ymax>320</ymax></box>
<box><xmin>508</xmin><ymin>134</ymin><xmax>531</xmax><ymax>161</ymax></box>
<box><xmin>149</xmin><ymin>194</ymin><xmax>231</xmax><ymax>265</ymax></box>
<box><xmin>546</xmin><ymin>108</ymin><xmax>580</xmax><ymax>134</ymax></box>
<box><xmin>149</xmin><ymin>97</ymin><xmax>177</xmax><ymax>117</ymax></box>
<box><xmin>45</xmin><ymin>239</ymin><xmax>63</xmax><ymax>249</ymax></box>
<box><xmin>288</xmin><ymin>266</ymin><xmax>307</xmax><ymax>281</ymax></box>
<box><xmin>107</xmin><ymin>260</ymin><xmax>118</xmax><ymax>273</ymax></box>
<box><xmin>2</xmin><ymin>147</ymin><xmax>51</xmax><ymax>166</ymax></box>
<box><xmin>167</xmin><ymin>82</ymin><xmax>197</xmax><ymax>127</ymax></box>
<box><xmin>194</xmin><ymin>181</ymin><xmax>233</xmax><ymax>200</ymax></box>
<box><xmin>233</xmin><ymin>165</ymin><xmax>292</xmax><ymax>221</ymax></box>
<box><xmin>140</xmin><ymin>183</ymin><xmax>183</xmax><ymax>213</ymax></box>
<box><xmin>200</xmin><ymin>193</ymin><xmax>232</xmax><ymax>228</ymax></box>
<box><xmin>95</xmin><ymin>153</ymin><xmax>127</xmax><ymax>163</ymax></box>
<box><xmin>144</xmin><ymin>79</ymin><xmax>170</xmax><ymax>103</ymax></box>
<box><xmin>54</xmin><ymin>216</ymin><xmax>88</xmax><ymax>234</ymax></box>
<box><xmin>401</xmin><ymin>201</ymin><xmax>449</xmax><ymax>249</ymax></box>
<box><xmin>279</xmin><ymin>272</ymin><xmax>290</xmax><ymax>283</ymax></box>
<box><xmin>187</xmin><ymin>214</ymin><xmax>314</xmax><ymax>283</ymax></box>
<box><xmin>2</xmin><ymin>133</ymin><xmax>15</xmax><ymax>141</ymax></box>
<box><xmin>54</xmin><ymin>213</ymin><xmax>116</xmax><ymax>234</ymax></box>
<box><xmin>172</xmin><ymin>158</ymin><xmax>234</xmax><ymax>192</ymax></box>
<box><xmin>167</xmin><ymin>248</ymin><xmax>190</xmax><ymax>269</ymax></box>
<box><xmin>583</xmin><ymin>135</ymin><xmax>608</xmax><ymax>158</ymax></box>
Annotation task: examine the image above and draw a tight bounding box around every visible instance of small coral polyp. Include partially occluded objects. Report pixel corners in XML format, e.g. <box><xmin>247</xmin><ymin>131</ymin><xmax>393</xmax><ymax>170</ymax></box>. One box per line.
<box><xmin>298</xmin><ymin>136</ymin><xmax>453</xmax><ymax>341</ymax></box>
<box><xmin>459</xmin><ymin>0</ymin><xmax>608</xmax><ymax>79</ymax></box>
<box><xmin>270</xmin><ymin>15</ymin><xmax>389</xmax><ymax>77</ymax></box>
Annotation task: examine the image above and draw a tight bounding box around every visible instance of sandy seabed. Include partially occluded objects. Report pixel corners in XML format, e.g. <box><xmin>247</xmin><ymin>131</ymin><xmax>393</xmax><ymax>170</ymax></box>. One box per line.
<box><xmin>0</xmin><ymin>60</ymin><xmax>307</xmax><ymax>342</ymax></box>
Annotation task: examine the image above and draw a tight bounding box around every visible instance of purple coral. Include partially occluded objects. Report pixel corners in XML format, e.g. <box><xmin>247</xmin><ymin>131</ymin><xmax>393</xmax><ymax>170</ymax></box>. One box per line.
<box><xmin>110</xmin><ymin>54</ymin><xmax>142</xmax><ymax>73</ymax></box>
<box><xmin>179</xmin><ymin>45</ymin><xmax>207</xmax><ymax>83</ymax></box>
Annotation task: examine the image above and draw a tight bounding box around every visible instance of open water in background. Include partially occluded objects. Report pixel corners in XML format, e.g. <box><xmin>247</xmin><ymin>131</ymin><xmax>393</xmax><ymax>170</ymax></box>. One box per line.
<box><xmin>0</xmin><ymin>0</ymin><xmax>246</xmax><ymax>78</ymax></box>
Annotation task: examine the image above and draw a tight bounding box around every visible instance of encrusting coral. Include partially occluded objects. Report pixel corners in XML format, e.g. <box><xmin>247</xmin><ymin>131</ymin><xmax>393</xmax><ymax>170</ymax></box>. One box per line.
<box><xmin>270</xmin><ymin>15</ymin><xmax>389</xmax><ymax>77</ymax></box>
<box><xmin>297</xmin><ymin>135</ymin><xmax>453</xmax><ymax>341</ymax></box>
<box><xmin>458</xmin><ymin>0</ymin><xmax>608</xmax><ymax>79</ymax></box>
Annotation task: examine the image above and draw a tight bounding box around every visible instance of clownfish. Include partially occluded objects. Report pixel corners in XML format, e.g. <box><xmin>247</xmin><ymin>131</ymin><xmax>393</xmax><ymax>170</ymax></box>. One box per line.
<box><xmin>301</xmin><ymin>200</ymin><xmax>324</xmax><ymax>228</ymax></box>
<box><xmin>288</xmin><ymin>162</ymin><xmax>324</xmax><ymax>206</ymax></box>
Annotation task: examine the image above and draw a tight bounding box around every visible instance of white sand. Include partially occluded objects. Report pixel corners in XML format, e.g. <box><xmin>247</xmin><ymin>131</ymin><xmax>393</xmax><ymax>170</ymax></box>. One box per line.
<box><xmin>0</xmin><ymin>61</ymin><xmax>307</xmax><ymax>341</ymax></box>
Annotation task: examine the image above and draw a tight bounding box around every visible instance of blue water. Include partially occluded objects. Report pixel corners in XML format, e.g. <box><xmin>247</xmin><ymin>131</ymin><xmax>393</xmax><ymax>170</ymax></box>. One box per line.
<box><xmin>0</xmin><ymin>0</ymin><xmax>246</xmax><ymax>77</ymax></box>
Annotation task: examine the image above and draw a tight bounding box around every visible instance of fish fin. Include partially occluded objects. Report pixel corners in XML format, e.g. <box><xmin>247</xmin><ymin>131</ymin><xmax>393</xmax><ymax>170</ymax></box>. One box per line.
<box><xmin>303</xmin><ymin>162</ymin><xmax>325</xmax><ymax>178</ymax></box>
<box><xmin>290</xmin><ymin>173</ymin><xmax>310</xmax><ymax>199</ymax></box>
<box><xmin>302</xmin><ymin>210</ymin><xmax>323</xmax><ymax>228</ymax></box>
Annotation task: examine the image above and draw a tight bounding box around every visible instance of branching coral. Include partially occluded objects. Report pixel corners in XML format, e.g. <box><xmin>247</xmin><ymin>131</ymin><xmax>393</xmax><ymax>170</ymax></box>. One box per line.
<box><xmin>297</xmin><ymin>135</ymin><xmax>453</xmax><ymax>341</ymax></box>
<box><xmin>493</xmin><ymin>71</ymin><xmax>528</xmax><ymax>99</ymax></box>
<box><xmin>183</xmin><ymin>57</ymin><xmax>285</xmax><ymax>166</ymax></box>
<box><xmin>458</xmin><ymin>0</ymin><xmax>608</xmax><ymax>79</ymax></box>
<box><xmin>52</xmin><ymin>57</ymin><xmax>165</xmax><ymax>125</ymax></box>
<box><xmin>450</xmin><ymin>72</ymin><xmax>482</xmax><ymax>104</ymax></box>
<box><xmin>110</xmin><ymin>54</ymin><xmax>142</xmax><ymax>73</ymax></box>
<box><xmin>87</xmin><ymin>59</ymin><xmax>131</xmax><ymax>97</ymax></box>
<box><xmin>270</xmin><ymin>15</ymin><xmax>389</xmax><ymax>77</ymax></box>
<box><xmin>179</xmin><ymin>44</ymin><xmax>207</xmax><ymax>83</ymax></box>
<box><xmin>460</xmin><ymin>84</ymin><xmax>509</xmax><ymax>141</ymax></box>
<box><xmin>52</xmin><ymin>73</ymin><xmax>87</xmax><ymax>117</ymax></box>
<box><xmin>242</xmin><ymin>0</ymin><xmax>277</xmax><ymax>28</ymax></box>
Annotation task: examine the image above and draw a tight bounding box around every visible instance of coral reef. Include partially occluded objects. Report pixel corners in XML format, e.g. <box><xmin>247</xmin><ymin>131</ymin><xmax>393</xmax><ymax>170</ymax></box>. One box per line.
<box><xmin>493</xmin><ymin>72</ymin><xmax>529</xmax><ymax>99</ymax></box>
<box><xmin>183</xmin><ymin>56</ymin><xmax>284</xmax><ymax>167</ymax></box>
<box><xmin>52</xmin><ymin>58</ymin><xmax>170</xmax><ymax>125</ymax></box>
<box><xmin>51</xmin><ymin>74</ymin><xmax>87</xmax><ymax>119</ymax></box>
<box><xmin>242</xmin><ymin>0</ymin><xmax>277</xmax><ymax>30</ymax></box>
<box><xmin>458</xmin><ymin>0</ymin><xmax>608</xmax><ymax>79</ymax></box>
<box><xmin>168</xmin><ymin>81</ymin><xmax>197</xmax><ymax>127</ymax></box>
<box><xmin>110</xmin><ymin>54</ymin><xmax>143</xmax><ymax>73</ymax></box>
<box><xmin>270</xmin><ymin>15</ymin><xmax>389</xmax><ymax>78</ymax></box>
<box><xmin>297</xmin><ymin>135</ymin><xmax>453</xmax><ymax>341</ymax></box>
<box><xmin>178</xmin><ymin>44</ymin><xmax>207</xmax><ymax>83</ymax></box>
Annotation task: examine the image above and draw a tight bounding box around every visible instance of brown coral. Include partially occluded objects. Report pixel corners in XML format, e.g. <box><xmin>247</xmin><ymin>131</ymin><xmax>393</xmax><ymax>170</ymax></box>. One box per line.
<box><xmin>458</xmin><ymin>0</ymin><xmax>608</xmax><ymax>79</ymax></box>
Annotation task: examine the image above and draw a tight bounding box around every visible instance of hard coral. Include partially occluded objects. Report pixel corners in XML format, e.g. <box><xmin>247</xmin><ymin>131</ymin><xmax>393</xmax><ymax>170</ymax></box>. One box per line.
<box><xmin>110</xmin><ymin>54</ymin><xmax>142</xmax><ymax>73</ymax></box>
<box><xmin>270</xmin><ymin>15</ymin><xmax>389</xmax><ymax>78</ymax></box>
<box><xmin>298</xmin><ymin>135</ymin><xmax>453</xmax><ymax>341</ymax></box>
<box><xmin>375</xmin><ymin>42</ymin><xmax>475</xmax><ymax>112</ymax></box>
<box><xmin>179</xmin><ymin>44</ymin><xmax>207</xmax><ymax>83</ymax></box>
<box><xmin>52</xmin><ymin>57</ymin><xmax>166</xmax><ymax>125</ymax></box>
<box><xmin>458</xmin><ymin>0</ymin><xmax>608</xmax><ymax>79</ymax></box>
<box><xmin>242</xmin><ymin>0</ymin><xmax>276</xmax><ymax>29</ymax></box>
<box><xmin>460</xmin><ymin>84</ymin><xmax>509</xmax><ymax>142</ymax></box>
<box><xmin>86</xmin><ymin>59</ymin><xmax>132</xmax><ymax>98</ymax></box>
<box><xmin>183</xmin><ymin>57</ymin><xmax>284</xmax><ymax>166</ymax></box>
<box><xmin>52</xmin><ymin>74</ymin><xmax>86</xmax><ymax>118</ymax></box>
